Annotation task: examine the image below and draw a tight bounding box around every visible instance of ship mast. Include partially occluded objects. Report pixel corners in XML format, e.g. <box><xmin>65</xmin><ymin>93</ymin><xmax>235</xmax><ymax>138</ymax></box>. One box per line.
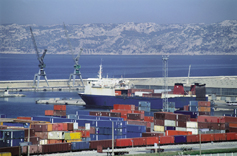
<box><xmin>162</xmin><ymin>55</ymin><xmax>169</xmax><ymax>112</ymax></box>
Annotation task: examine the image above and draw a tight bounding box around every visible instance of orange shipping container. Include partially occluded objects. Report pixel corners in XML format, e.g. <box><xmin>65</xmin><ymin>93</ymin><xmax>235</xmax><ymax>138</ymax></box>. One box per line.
<box><xmin>214</xmin><ymin>133</ymin><xmax>226</xmax><ymax>141</ymax></box>
<box><xmin>229</xmin><ymin>123</ymin><xmax>237</xmax><ymax>128</ymax></box>
<box><xmin>54</xmin><ymin>105</ymin><xmax>66</xmax><ymax>111</ymax></box>
<box><xmin>201</xmin><ymin>134</ymin><xmax>214</xmax><ymax>142</ymax></box>
<box><xmin>115</xmin><ymin>90</ymin><xmax>121</xmax><ymax>96</ymax></box>
<box><xmin>48</xmin><ymin>139</ymin><xmax>63</xmax><ymax>144</ymax></box>
<box><xmin>165</xmin><ymin>130</ymin><xmax>192</xmax><ymax>136</ymax></box>
<box><xmin>198</xmin><ymin>107</ymin><xmax>211</xmax><ymax>112</ymax></box>
<box><xmin>146</xmin><ymin>137</ymin><xmax>159</xmax><ymax>145</ymax></box>
<box><xmin>144</xmin><ymin>116</ymin><xmax>154</xmax><ymax>122</ymax></box>
<box><xmin>226</xmin><ymin>132</ymin><xmax>237</xmax><ymax>141</ymax></box>
<box><xmin>113</xmin><ymin>104</ymin><xmax>135</xmax><ymax>110</ymax></box>
<box><xmin>45</xmin><ymin>110</ymin><xmax>54</xmax><ymax>116</ymax></box>
<box><xmin>198</xmin><ymin>101</ymin><xmax>211</xmax><ymax>107</ymax></box>
<box><xmin>159</xmin><ymin>136</ymin><xmax>174</xmax><ymax>144</ymax></box>
<box><xmin>133</xmin><ymin>110</ymin><xmax>145</xmax><ymax>114</ymax></box>
<box><xmin>17</xmin><ymin>116</ymin><xmax>32</xmax><ymax>120</ymax></box>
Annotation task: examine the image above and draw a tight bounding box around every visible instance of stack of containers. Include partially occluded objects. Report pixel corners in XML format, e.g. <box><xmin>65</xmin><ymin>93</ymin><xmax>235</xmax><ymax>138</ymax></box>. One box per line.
<box><xmin>0</xmin><ymin>129</ymin><xmax>25</xmax><ymax>147</ymax></box>
<box><xmin>186</xmin><ymin>121</ymin><xmax>198</xmax><ymax>135</ymax></box>
<box><xmin>153</xmin><ymin>112</ymin><xmax>176</xmax><ymax>133</ymax></box>
<box><xmin>45</xmin><ymin>105</ymin><xmax>66</xmax><ymax>117</ymax></box>
<box><xmin>138</xmin><ymin>101</ymin><xmax>150</xmax><ymax>112</ymax></box>
<box><xmin>127</xmin><ymin>125</ymin><xmax>146</xmax><ymax>138</ymax></box>
<box><xmin>198</xmin><ymin>101</ymin><xmax>214</xmax><ymax>116</ymax></box>
<box><xmin>110</xmin><ymin>104</ymin><xmax>135</xmax><ymax>120</ymax></box>
<box><xmin>189</xmin><ymin>101</ymin><xmax>198</xmax><ymax>112</ymax></box>
<box><xmin>91</xmin><ymin>120</ymin><xmax>127</xmax><ymax>141</ymax></box>
<box><xmin>31</xmin><ymin>123</ymin><xmax>53</xmax><ymax>145</ymax></box>
<box><xmin>175</xmin><ymin>112</ymin><xmax>191</xmax><ymax>131</ymax></box>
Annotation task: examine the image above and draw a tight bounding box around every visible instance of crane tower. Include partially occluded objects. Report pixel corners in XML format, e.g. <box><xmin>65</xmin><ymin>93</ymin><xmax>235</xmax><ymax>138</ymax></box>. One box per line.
<box><xmin>162</xmin><ymin>55</ymin><xmax>169</xmax><ymax>112</ymax></box>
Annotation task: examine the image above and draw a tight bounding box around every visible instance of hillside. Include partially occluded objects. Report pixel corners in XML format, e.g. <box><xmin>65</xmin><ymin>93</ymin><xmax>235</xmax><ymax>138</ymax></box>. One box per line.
<box><xmin>0</xmin><ymin>20</ymin><xmax>237</xmax><ymax>55</ymax></box>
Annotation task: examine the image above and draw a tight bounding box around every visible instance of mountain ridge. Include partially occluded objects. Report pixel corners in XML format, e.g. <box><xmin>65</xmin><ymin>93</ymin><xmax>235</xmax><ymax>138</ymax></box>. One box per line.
<box><xmin>1</xmin><ymin>20</ymin><xmax>237</xmax><ymax>55</ymax></box>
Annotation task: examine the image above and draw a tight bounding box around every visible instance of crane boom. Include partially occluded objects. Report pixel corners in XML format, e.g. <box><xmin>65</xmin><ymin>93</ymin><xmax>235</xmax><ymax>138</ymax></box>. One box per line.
<box><xmin>30</xmin><ymin>27</ymin><xmax>40</xmax><ymax>60</ymax></box>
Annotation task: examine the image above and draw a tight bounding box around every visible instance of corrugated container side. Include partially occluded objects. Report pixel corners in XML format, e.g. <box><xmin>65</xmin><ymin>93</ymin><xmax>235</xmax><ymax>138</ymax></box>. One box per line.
<box><xmin>53</xmin><ymin>105</ymin><xmax>66</xmax><ymax>111</ymax></box>
<box><xmin>154</xmin><ymin>125</ymin><xmax>164</xmax><ymax>132</ymax></box>
<box><xmin>201</xmin><ymin>134</ymin><xmax>214</xmax><ymax>142</ymax></box>
<box><xmin>198</xmin><ymin>101</ymin><xmax>211</xmax><ymax>107</ymax></box>
<box><xmin>154</xmin><ymin>112</ymin><xmax>176</xmax><ymax>120</ymax></box>
<box><xmin>197</xmin><ymin>116</ymin><xmax>220</xmax><ymax>123</ymax></box>
<box><xmin>229</xmin><ymin>127</ymin><xmax>237</xmax><ymax>132</ymax></box>
<box><xmin>174</xmin><ymin>135</ymin><xmax>187</xmax><ymax>144</ymax></box>
<box><xmin>213</xmin><ymin>133</ymin><xmax>226</xmax><ymax>141</ymax></box>
<box><xmin>187</xmin><ymin>135</ymin><xmax>199</xmax><ymax>143</ymax></box>
<box><xmin>164</xmin><ymin>120</ymin><xmax>176</xmax><ymax>127</ymax></box>
<box><xmin>198</xmin><ymin>107</ymin><xmax>211</xmax><ymax>112</ymax></box>
<box><xmin>116</xmin><ymin>138</ymin><xmax>132</xmax><ymax>147</ymax></box>
<box><xmin>226</xmin><ymin>132</ymin><xmax>237</xmax><ymax>141</ymax></box>
<box><xmin>146</xmin><ymin>137</ymin><xmax>159</xmax><ymax>145</ymax></box>
<box><xmin>229</xmin><ymin>123</ymin><xmax>237</xmax><ymax>128</ymax></box>
<box><xmin>90</xmin><ymin>140</ymin><xmax>115</xmax><ymax>149</ymax></box>
<box><xmin>45</xmin><ymin>110</ymin><xmax>54</xmax><ymax>116</ymax></box>
<box><xmin>48</xmin><ymin>131</ymin><xmax>64</xmax><ymax>140</ymax></box>
<box><xmin>220</xmin><ymin>116</ymin><xmax>237</xmax><ymax>123</ymax></box>
<box><xmin>187</xmin><ymin>128</ymin><xmax>198</xmax><ymax>135</ymax></box>
<box><xmin>166</xmin><ymin>130</ymin><xmax>192</xmax><ymax>136</ymax></box>
<box><xmin>154</xmin><ymin>119</ymin><xmax>164</xmax><ymax>126</ymax></box>
<box><xmin>142</xmin><ymin>132</ymin><xmax>164</xmax><ymax>137</ymax></box>
<box><xmin>186</xmin><ymin>121</ymin><xmax>198</xmax><ymax>128</ymax></box>
<box><xmin>16</xmin><ymin>116</ymin><xmax>32</xmax><ymax>120</ymax></box>
<box><xmin>159</xmin><ymin>136</ymin><xmax>174</xmax><ymax>144</ymax></box>
<box><xmin>176</xmin><ymin>121</ymin><xmax>186</xmax><ymax>128</ymax></box>
<box><xmin>175</xmin><ymin>127</ymin><xmax>187</xmax><ymax>131</ymax></box>
<box><xmin>132</xmin><ymin>137</ymin><xmax>146</xmax><ymax>146</ymax></box>
<box><xmin>0</xmin><ymin>146</ymin><xmax>20</xmax><ymax>156</ymax></box>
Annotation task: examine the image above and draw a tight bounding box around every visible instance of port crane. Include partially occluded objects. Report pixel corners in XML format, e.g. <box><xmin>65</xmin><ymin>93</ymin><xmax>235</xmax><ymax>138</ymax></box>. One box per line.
<box><xmin>30</xmin><ymin>27</ymin><xmax>49</xmax><ymax>88</ymax></box>
<box><xmin>63</xmin><ymin>23</ymin><xmax>84</xmax><ymax>87</ymax></box>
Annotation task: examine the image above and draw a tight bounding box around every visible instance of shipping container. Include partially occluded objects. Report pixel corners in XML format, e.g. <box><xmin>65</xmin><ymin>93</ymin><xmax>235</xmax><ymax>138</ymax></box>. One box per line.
<box><xmin>213</xmin><ymin>133</ymin><xmax>226</xmax><ymax>141</ymax></box>
<box><xmin>175</xmin><ymin>113</ymin><xmax>190</xmax><ymax>121</ymax></box>
<box><xmin>197</xmin><ymin>116</ymin><xmax>220</xmax><ymax>123</ymax></box>
<box><xmin>127</xmin><ymin>125</ymin><xmax>146</xmax><ymax>133</ymax></box>
<box><xmin>175</xmin><ymin>127</ymin><xmax>187</xmax><ymax>131</ymax></box>
<box><xmin>176</xmin><ymin>121</ymin><xmax>186</xmax><ymax>128</ymax></box>
<box><xmin>116</xmin><ymin>138</ymin><xmax>132</xmax><ymax>147</ymax></box>
<box><xmin>31</xmin><ymin>123</ymin><xmax>52</xmax><ymax>132</ymax></box>
<box><xmin>174</xmin><ymin>110</ymin><xmax>198</xmax><ymax>118</ymax></box>
<box><xmin>132</xmin><ymin>137</ymin><xmax>146</xmax><ymax>146</ymax></box>
<box><xmin>159</xmin><ymin>136</ymin><xmax>174</xmax><ymax>144</ymax></box>
<box><xmin>229</xmin><ymin>127</ymin><xmax>237</xmax><ymax>132</ymax></box>
<box><xmin>0</xmin><ymin>146</ymin><xmax>20</xmax><ymax>156</ymax></box>
<box><xmin>127</xmin><ymin>113</ymin><xmax>144</xmax><ymax>120</ymax></box>
<box><xmin>22</xmin><ymin>145</ymin><xmax>42</xmax><ymax>155</ymax></box>
<box><xmin>45</xmin><ymin>110</ymin><xmax>54</xmax><ymax>116</ymax></box>
<box><xmin>186</xmin><ymin>135</ymin><xmax>199</xmax><ymax>143</ymax></box>
<box><xmin>219</xmin><ymin>116</ymin><xmax>237</xmax><ymax>123</ymax></box>
<box><xmin>16</xmin><ymin>116</ymin><xmax>32</xmax><ymax>120</ymax></box>
<box><xmin>24</xmin><ymin>136</ymin><xmax>40</xmax><ymax>145</ymax></box>
<box><xmin>53</xmin><ymin>110</ymin><xmax>66</xmax><ymax>116</ymax></box>
<box><xmin>144</xmin><ymin>116</ymin><xmax>154</xmax><ymax>122</ymax></box>
<box><xmin>48</xmin><ymin>131</ymin><xmax>65</xmax><ymax>140</ymax></box>
<box><xmin>154</xmin><ymin>119</ymin><xmax>164</xmax><ymax>126</ymax></box>
<box><xmin>53</xmin><ymin>105</ymin><xmax>66</xmax><ymax>111</ymax></box>
<box><xmin>198</xmin><ymin>101</ymin><xmax>211</xmax><ymax>107</ymax></box>
<box><xmin>187</xmin><ymin>128</ymin><xmax>198</xmax><ymax>135</ymax></box>
<box><xmin>64</xmin><ymin>132</ymin><xmax>81</xmax><ymax>140</ymax></box>
<box><xmin>229</xmin><ymin>123</ymin><xmax>237</xmax><ymax>128</ymax></box>
<box><xmin>186</xmin><ymin>121</ymin><xmax>198</xmax><ymax>128</ymax></box>
<box><xmin>198</xmin><ymin>107</ymin><xmax>211</xmax><ymax>112</ymax></box>
<box><xmin>35</xmin><ymin>132</ymin><xmax>48</xmax><ymax>139</ymax></box>
<box><xmin>142</xmin><ymin>132</ymin><xmax>164</xmax><ymax>137</ymax></box>
<box><xmin>154</xmin><ymin>125</ymin><xmax>164</xmax><ymax>132</ymax></box>
<box><xmin>48</xmin><ymin>139</ymin><xmax>63</xmax><ymax>144</ymax></box>
<box><xmin>226</xmin><ymin>132</ymin><xmax>237</xmax><ymax>141</ymax></box>
<box><xmin>42</xmin><ymin>143</ymin><xmax>71</xmax><ymax>154</ymax></box>
<box><xmin>164</xmin><ymin>120</ymin><xmax>176</xmax><ymax>127</ymax></box>
<box><xmin>154</xmin><ymin>112</ymin><xmax>176</xmax><ymax>120</ymax></box>
<box><xmin>166</xmin><ymin>130</ymin><xmax>192</xmax><ymax>136</ymax></box>
<box><xmin>71</xmin><ymin>141</ymin><xmax>90</xmax><ymax>151</ymax></box>
<box><xmin>1</xmin><ymin>129</ymin><xmax>25</xmax><ymax>139</ymax></box>
<box><xmin>127</xmin><ymin>132</ymin><xmax>142</xmax><ymax>138</ymax></box>
<box><xmin>127</xmin><ymin>120</ymin><xmax>151</xmax><ymax>128</ymax></box>
<box><xmin>113</xmin><ymin>104</ymin><xmax>135</xmax><ymax>110</ymax></box>
<box><xmin>90</xmin><ymin>140</ymin><xmax>115</xmax><ymax>149</ymax></box>
<box><xmin>174</xmin><ymin>135</ymin><xmax>187</xmax><ymax>144</ymax></box>
<box><xmin>146</xmin><ymin>137</ymin><xmax>159</xmax><ymax>145</ymax></box>
<box><xmin>201</xmin><ymin>134</ymin><xmax>214</xmax><ymax>142</ymax></box>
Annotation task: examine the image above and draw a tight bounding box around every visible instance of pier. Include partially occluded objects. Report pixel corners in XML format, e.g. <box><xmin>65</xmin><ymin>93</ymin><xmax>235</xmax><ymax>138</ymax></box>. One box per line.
<box><xmin>0</xmin><ymin>76</ymin><xmax>237</xmax><ymax>97</ymax></box>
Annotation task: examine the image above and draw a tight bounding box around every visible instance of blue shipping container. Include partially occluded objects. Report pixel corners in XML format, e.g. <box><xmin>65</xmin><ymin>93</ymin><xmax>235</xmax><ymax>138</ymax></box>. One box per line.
<box><xmin>1</xmin><ymin>129</ymin><xmax>25</xmax><ymax>139</ymax></box>
<box><xmin>71</xmin><ymin>141</ymin><xmax>90</xmax><ymax>150</ymax></box>
<box><xmin>127</xmin><ymin>132</ymin><xmax>142</xmax><ymax>138</ymax></box>
<box><xmin>174</xmin><ymin>135</ymin><xmax>187</xmax><ymax>144</ymax></box>
<box><xmin>174</xmin><ymin>110</ymin><xmax>198</xmax><ymax>118</ymax></box>
<box><xmin>127</xmin><ymin>125</ymin><xmax>146</xmax><ymax>133</ymax></box>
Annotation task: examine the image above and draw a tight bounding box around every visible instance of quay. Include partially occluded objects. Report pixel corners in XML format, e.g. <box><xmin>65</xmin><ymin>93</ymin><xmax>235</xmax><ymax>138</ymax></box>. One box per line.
<box><xmin>0</xmin><ymin>76</ymin><xmax>237</xmax><ymax>97</ymax></box>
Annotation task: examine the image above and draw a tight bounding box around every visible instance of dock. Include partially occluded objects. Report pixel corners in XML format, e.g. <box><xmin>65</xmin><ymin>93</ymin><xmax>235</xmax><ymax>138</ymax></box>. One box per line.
<box><xmin>36</xmin><ymin>98</ymin><xmax>86</xmax><ymax>106</ymax></box>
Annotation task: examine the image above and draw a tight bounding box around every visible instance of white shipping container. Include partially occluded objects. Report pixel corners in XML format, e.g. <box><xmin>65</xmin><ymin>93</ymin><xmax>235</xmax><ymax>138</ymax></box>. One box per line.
<box><xmin>164</xmin><ymin>120</ymin><xmax>176</xmax><ymax>127</ymax></box>
<box><xmin>175</xmin><ymin>127</ymin><xmax>187</xmax><ymax>131</ymax></box>
<box><xmin>154</xmin><ymin>125</ymin><xmax>165</xmax><ymax>132</ymax></box>
<box><xmin>187</xmin><ymin>128</ymin><xmax>198</xmax><ymax>135</ymax></box>
<box><xmin>48</xmin><ymin>131</ymin><xmax>64</xmax><ymax>139</ymax></box>
<box><xmin>85</xmin><ymin>123</ymin><xmax>90</xmax><ymax>130</ymax></box>
<box><xmin>39</xmin><ymin>139</ymin><xmax>48</xmax><ymax>145</ymax></box>
<box><xmin>135</xmin><ymin>92</ymin><xmax>151</xmax><ymax>97</ymax></box>
<box><xmin>186</xmin><ymin>121</ymin><xmax>198</xmax><ymax>128</ymax></box>
<box><xmin>73</xmin><ymin>122</ymin><xmax>78</xmax><ymax>130</ymax></box>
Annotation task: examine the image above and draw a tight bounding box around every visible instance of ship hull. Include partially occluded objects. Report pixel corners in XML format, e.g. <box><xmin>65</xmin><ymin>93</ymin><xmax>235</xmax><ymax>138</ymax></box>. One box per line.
<box><xmin>79</xmin><ymin>93</ymin><xmax>198</xmax><ymax>110</ymax></box>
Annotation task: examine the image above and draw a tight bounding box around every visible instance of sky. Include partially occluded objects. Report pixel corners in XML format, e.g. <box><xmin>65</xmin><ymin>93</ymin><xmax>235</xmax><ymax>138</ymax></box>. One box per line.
<box><xmin>0</xmin><ymin>0</ymin><xmax>237</xmax><ymax>25</ymax></box>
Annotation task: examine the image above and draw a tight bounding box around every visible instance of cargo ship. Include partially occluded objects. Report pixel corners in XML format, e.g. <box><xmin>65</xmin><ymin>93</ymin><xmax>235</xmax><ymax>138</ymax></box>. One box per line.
<box><xmin>79</xmin><ymin>64</ymin><xmax>207</xmax><ymax>110</ymax></box>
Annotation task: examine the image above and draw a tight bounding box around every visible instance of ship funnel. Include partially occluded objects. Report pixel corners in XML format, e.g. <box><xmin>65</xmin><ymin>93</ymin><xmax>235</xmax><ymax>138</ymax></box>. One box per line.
<box><xmin>173</xmin><ymin>83</ymin><xmax>184</xmax><ymax>95</ymax></box>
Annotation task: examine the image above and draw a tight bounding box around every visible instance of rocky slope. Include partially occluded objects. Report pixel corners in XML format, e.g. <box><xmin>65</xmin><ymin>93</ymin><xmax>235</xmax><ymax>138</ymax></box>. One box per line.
<box><xmin>0</xmin><ymin>20</ymin><xmax>237</xmax><ymax>55</ymax></box>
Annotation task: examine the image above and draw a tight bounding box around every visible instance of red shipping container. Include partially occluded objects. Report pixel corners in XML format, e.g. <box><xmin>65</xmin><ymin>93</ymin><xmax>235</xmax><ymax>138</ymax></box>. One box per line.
<box><xmin>214</xmin><ymin>133</ymin><xmax>226</xmax><ymax>141</ymax></box>
<box><xmin>209</xmin><ymin>123</ymin><xmax>228</xmax><ymax>130</ymax></box>
<box><xmin>197</xmin><ymin>116</ymin><xmax>220</xmax><ymax>123</ymax></box>
<box><xmin>90</xmin><ymin>140</ymin><xmax>115</xmax><ymax>149</ymax></box>
<box><xmin>24</xmin><ymin>136</ymin><xmax>40</xmax><ymax>145</ymax></box>
<box><xmin>116</xmin><ymin>138</ymin><xmax>133</xmax><ymax>147</ymax></box>
<box><xmin>176</xmin><ymin>114</ymin><xmax>190</xmax><ymax>121</ymax></box>
<box><xmin>142</xmin><ymin>132</ymin><xmax>164</xmax><ymax>137</ymax></box>
<box><xmin>22</xmin><ymin>145</ymin><xmax>42</xmax><ymax>155</ymax></box>
<box><xmin>52</xmin><ymin>123</ymin><xmax>64</xmax><ymax>131</ymax></box>
<box><xmin>229</xmin><ymin>123</ymin><xmax>237</xmax><ymax>128</ymax></box>
<box><xmin>229</xmin><ymin>127</ymin><xmax>237</xmax><ymax>132</ymax></box>
<box><xmin>17</xmin><ymin>116</ymin><xmax>32</xmax><ymax>120</ymax></box>
<box><xmin>45</xmin><ymin>110</ymin><xmax>54</xmax><ymax>116</ymax></box>
<box><xmin>115</xmin><ymin>90</ymin><xmax>121</xmax><ymax>96</ymax></box>
<box><xmin>133</xmin><ymin>110</ymin><xmax>145</xmax><ymax>114</ymax></box>
<box><xmin>154</xmin><ymin>112</ymin><xmax>176</xmax><ymax>120</ymax></box>
<box><xmin>132</xmin><ymin>137</ymin><xmax>146</xmax><ymax>146</ymax></box>
<box><xmin>198</xmin><ymin>122</ymin><xmax>210</xmax><ymax>129</ymax></box>
<box><xmin>183</xmin><ymin>105</ymin><xmax>189</xmax><ymax>111</ymax></box>
<box><xmin>154</xmin><ymin>119</ymin><xmax>164</xmax><ymax>126</ymax></box>
<box><xmin>89</xmin><ymin>111</ymin><xmax>101</xmax><ymax>116</ymax></box>
<box><xmin>146</xmin><ymin>137</ymin><xmax>159</xmax><ymax>145</ymax></box>
<box><xmin>201</xmin><ymin>134</ymin><xmax>214</xmax><ymax>142</ymax></box>
<box><xmin>159</xmin><ymin>136</ymin><xmax>174</xmax><ymax>144</ymax></box>
<box><xmin>54</xmin><ymin>105</ymin><xmax>66</xmax><ymax>111</ymax></box>
<box><xmin>226</xmin><ymin>133</ymin><xmax>237</xmax><ymax>141</ymax></box>
<box><xmin>76</xmin><ymin>130</ymin><xmax>90</xmax><ymax>138</ymax></box>
<box><xmin>53</xmin><ymin>110</ymin><xmax>66</xmax><ymax>116</ymax></box>
<box><xmin>198</xmin><ymin>101</ymin><xmax>211</xmax><ymax>107</ymax></box>
<box><xmin>190</xmin><ymin>118</ymin><xmax>197</xmax><ymax>122</ymax></box>
<box><xmin>165</xmin><ymin>130</ymin><xmax>192</xmax><ymax>136</ymax></box>
<box><xmin>175</xmin><ymin>121</ymin><xmax>186</xmax><ymax>128</ymax></box>
<box><xmin>187</xmin><ymin>135</ymin><xmax>199</xmax><ymax>143</ymax></box>
<box><xmin>146</xmin><ymin>127</ymin><xmax>151</xmax><ymax>132</ymax></box>
<box><xmin>113</xmin><ymin>104</ymin><xmax>135</xmax><ymax>110</ymax></box>
<box><xmin>127</xmin><ymin>113</ymin><xmax>144</xmax><ymax>120</ymax></box>
<box><xmin>144</xmin><ymin>116</ymin><xmax>154</xmax><ymax>122</ymax></box>
<box><xmin>219</xmin><ymin>116</ymin><xmax>237</xmax><ymax>123</ymax></box>
<box><xmin>111</xmin><ymin>110</ymin><xmax>132</xmax><ymax>116</ymax></box>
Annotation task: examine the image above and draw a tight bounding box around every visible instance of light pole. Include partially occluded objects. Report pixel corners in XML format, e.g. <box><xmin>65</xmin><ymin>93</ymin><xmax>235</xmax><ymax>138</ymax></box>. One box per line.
<box><xmin>199</xmin><ymin>130</ymin><xmax>201</xmax><ymax>156</ymax></box>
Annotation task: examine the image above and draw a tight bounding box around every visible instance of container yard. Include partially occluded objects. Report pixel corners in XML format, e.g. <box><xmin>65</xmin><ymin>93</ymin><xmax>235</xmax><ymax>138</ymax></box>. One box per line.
<box><xmin>1</xmin><ymin>102</ymin><xmax>237</xmax><ymax>156</ymax></box>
